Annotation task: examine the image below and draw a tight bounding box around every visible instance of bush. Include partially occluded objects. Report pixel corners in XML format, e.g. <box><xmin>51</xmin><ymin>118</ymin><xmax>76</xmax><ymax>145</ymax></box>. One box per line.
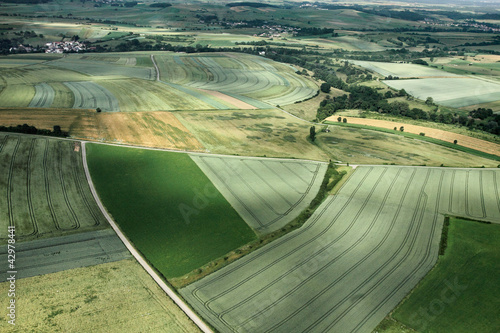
<box><xmin>419</xmin><ymin>132</ymin><xmax>425</xmax><ymax>136</ymax></box>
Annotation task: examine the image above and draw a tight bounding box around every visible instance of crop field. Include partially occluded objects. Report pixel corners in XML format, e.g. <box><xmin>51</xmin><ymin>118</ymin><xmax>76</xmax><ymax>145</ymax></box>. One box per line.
<box><xmin>181</xmin><ymin>166</ymin><xmax>500</xmax><ymax>333</ymax></box>
<box><xmin>49</xmin><ymin>56</ymin><xmax>155</xmax><ymax>80</ymax></box>
<box><xmin>391</xmin><ymin>217</ymin><xmax>500</xmax><ymax>333</ymax></box>
<box><xmin>325</xmin><ymin>116</ymin><xmax>500</xmax><ymax>157</ymax></box>
<box><xmin>0</xmin><ymin>84</ymin><xmax>35</xmax><ymax>107</ymax></box>
<box><xmin>0</xmin><ymin>259</ymin><xmax>200</xmax><ymax>333</ymax></box>
<box><xmin>383</xmin><ymin>77</ymin><xmax>500</xmax><ymax>107</ymax></box>
<box><xmin>28</xmin><ymin>83</ymin><xmax>55</xmax><ymax>108</ymax></box>
<box><xmin>0</xmin><ymin>64</ymin><xmax>88</xmax><ymax>85</ymax></box>
<box><xmin>155</xmin><ymin>53</ymin><xmax>317</xmax><ymax>106</ymax></box>
<box><xmin>350</xmin><ymin>60</ymin><xmax>459</xmax><ymax>78</ymax></box>
<box><xmin>98</xmin><ymin>79</ymin><xmax>215</xmax><ymax>111</ymax></box>
<box><xmin>0</xmin><ymin>134</ymin><xmax>107</xmax><ymax>243</ymax></box>
<box><xmin>174</xmin><ymin>109</ymin><xmax>328</xmax><ymax>161</ymax></box>
<box><xmin>85</xmin><ymin>143</ymin><xmax>257</xmax><ymax>278</ymax></box>
<box><xmin>190</xmin><ymin>154</ymin><xmax>328</xmax><ymax>233</ymax></box>
<box><xmin>95</xmin><ymin>111</ymin><xmax>205</xmax><ymax>150</ymax></box>
<box><xmin>0</xmin><ymin>229</ymin><xmax>130</xmax><ymax>281</ymax></box>
<box><xmin>65</xmin><ymin>81</ymin><xmax>120</xmax><ymax>111</ymax></box>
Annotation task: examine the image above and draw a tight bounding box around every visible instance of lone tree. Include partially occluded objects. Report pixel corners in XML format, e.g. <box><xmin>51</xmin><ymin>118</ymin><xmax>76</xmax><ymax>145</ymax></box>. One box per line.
<box><xmin>343</xmin><ymin>118</ymin><xmax>347</xmax><ymax>123</ymax></box>
<box><xmin>309</xmin><ymin>126</ymin><xmax>316</xmax><ymax>142</ymax></box>
<box><xmin>96</xmin><ymin>107</ymin><xmax>102</xmax><ymax>113</ymax></box>
<box><xmin>425</xmin><ymin>97</ymin><xmax>434</xmax><ymax>105</ymax></box>
<box><xmin>400</xmin><ymin>126</ymin><xmax>404</xmax><ymax>132</ymax></box>
<box><xmin>337</xmin><ymin>116</ymin><xmax>342</xmax><ymax>122</ymax></box>
<box><xmin>320</xmin><ymin>82</ymin><xmax>331</xmax><ymax>93</ymax></box>
<box><xmin>453</xmin><ymin>139</ymin><xmax>458</xmax><ymax>144</ymax></box>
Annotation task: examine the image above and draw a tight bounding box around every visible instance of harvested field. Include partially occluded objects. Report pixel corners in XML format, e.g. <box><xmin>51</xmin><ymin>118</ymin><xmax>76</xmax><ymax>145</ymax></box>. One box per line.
<box><xmin>0</xmin><ymin>134</ymin><xmax>107</xmax><ymax>243</ymax></box>
<box><xmin>0</xmin><ymin>259</ymin><xmax>200</xmax><ymax>332</ymax></box>
<box><xmin>325</xmin><ymin>116</ymin><xmax>500</xmax><ymax>157</ymax></box>
<box><xmin>181</xmin><ymin>166</ymin><xmax>500</xmax><ymax>333</ymax></box>
<box><xmin>175</xmin><ymin>109</ymin><xmax>328</xmax><ymax>161</ymax></box>
<box><xmin>95</xmin><ymin>111</ymin><xmax>205</xmax><ymax>150</ymax></box>
<box><xmin>0</xmin><ymin>108</ymin><xmax>98</xmax><ymax>136</ymax></box>
<box><xmin>65</xmin><ymin>81</ymin><xmax>120</xmax><ymax>112</ymax></box>
<box><xmin>0</xmin><ymin>229</ymin><xmax>130</xmax><ymax>281</ymax></box>
<box><xmin>383</xmin><ymin>77</ymin><xmax>500</xmax><ymax>107</ymax></box>
<box><xmin>190</xmin><ymin>154</ymin><xmax>328</xmax><ymax>233</ymax></box>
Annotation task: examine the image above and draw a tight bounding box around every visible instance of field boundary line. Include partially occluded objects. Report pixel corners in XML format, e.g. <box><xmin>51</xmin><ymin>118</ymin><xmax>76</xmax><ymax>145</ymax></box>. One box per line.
<box><xmin>81</xmin><ymin>141</ymin><xmax>213</xmax><ymax>333</ymax></box>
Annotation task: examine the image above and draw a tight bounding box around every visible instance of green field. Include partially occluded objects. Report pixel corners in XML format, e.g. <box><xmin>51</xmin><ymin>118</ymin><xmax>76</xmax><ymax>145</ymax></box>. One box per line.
<box><xmin>85</xmin><ymin>143</ymin><xmax>257</xmax><ymax>278</ymax></box>
<box><xmin>391</xmin><ymin>217</ymin><xmax>500</xmax><ymax>333</ymax></box>
<box><xmin>0</xmin><ymin>134</ymin><xmax>107</xmax><ymax>242</ymax></box>
<box><xmin>181</xmin><ymin>166</ymin><xmax>500</xmax><ymax>333</ymax></box>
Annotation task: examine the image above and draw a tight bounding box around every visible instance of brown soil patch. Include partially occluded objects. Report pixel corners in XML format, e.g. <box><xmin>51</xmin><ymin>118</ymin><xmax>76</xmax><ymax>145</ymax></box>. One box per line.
<box><xmin>198</xmin><ymin>89</ymin><xmax>257</xmax><ymax>110</ymax></box>
<box><xmin>326</xmin><ymin>116</ymin><xmax>500</xmax><ymax>156</ymax></box>
<box><xmin>96</xmin><ymin>111</ymin><xmax>204</xmax><ymax>151</ymax></box>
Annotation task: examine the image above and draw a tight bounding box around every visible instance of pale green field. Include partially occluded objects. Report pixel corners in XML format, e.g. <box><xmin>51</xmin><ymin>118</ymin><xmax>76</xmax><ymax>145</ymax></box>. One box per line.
<box><xmin>181</xmin><ymin>166</ymin><xmax>500</xmax><ymax>333</ymax></box>
<box><xmin>190</xmin><ymin>154</ymin><xmax>328</xmax><ymax>234</ymax></box>
<box><xmin>350</xmin><ymin>60</ymin><xmax>457</xmax><ymax>78</ymax></box>
<box><xmin>65</xmin><ymin>81</ymin><xmax>120</xmax><ymax>112</ymax></box>
<box><xmin>383</xmin><ymin>77</ymin><xmax>500</xmax><ymax>107</ymax></box>
<box><xmin>0</xmin><ymin>135</ymin><xmax>107</xmax><ymax>243</ymax></box>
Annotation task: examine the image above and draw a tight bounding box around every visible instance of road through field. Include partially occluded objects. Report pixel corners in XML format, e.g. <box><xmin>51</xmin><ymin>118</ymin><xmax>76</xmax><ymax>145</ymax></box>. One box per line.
<box><xmin>181</xmin><ymin>166</ymin><xmax>500</xmax><ymax>333</ymax></box>
<box><xmin>81</xmin><ymin>142</ymin><xmax>213</xmax><ymax>333</ymax></box>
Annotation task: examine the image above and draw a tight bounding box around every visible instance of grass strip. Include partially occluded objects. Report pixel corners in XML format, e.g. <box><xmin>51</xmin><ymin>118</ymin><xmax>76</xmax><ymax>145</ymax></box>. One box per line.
<box><xmin>171</xmin><ymin>162</ymin><xmax>346</xmax><ymax>288</ymax></box>
<box><xmin>324</xmin><ymin>121</ymin><xmax>500</xmax><ymax>162</ymax></box>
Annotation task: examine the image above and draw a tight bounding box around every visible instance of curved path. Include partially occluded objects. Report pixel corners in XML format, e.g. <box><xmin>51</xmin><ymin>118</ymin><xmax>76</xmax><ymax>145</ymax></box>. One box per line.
<box><xmin>81</xmin><ymin>141</ymin><xmax>213</xmax><ymax>333</ymax></box>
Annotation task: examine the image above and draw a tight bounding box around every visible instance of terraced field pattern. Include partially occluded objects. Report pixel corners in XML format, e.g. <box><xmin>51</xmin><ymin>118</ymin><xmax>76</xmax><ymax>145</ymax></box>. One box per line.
<box><xmin>190</xmin><ymin>154</ymin><xmax>328</xmax><ymax>233</ymax></box>
<box><xmin>0</xmin><ymin>134</ymin><xmax>107</xmax><ymax>242</ymax></box>
<box><xmin>0</xmin><ymin>52</ymin><xmax>317</xmax><ymax>112</ymax></box>
<box><xmin>181</xmin><ymin>166</ymin><xmax>500</xmax><ymax>333</ymax></box>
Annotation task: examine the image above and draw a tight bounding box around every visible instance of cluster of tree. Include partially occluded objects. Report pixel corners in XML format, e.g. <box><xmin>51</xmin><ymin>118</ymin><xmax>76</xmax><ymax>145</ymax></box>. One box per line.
<box><xmin>123</xmin><ymin>1</ymin><xmax>138</xmax><ymax>7</ymax></box>
<box><xmin>411</xmin><ymin>59</ymin><xmax>429</xmax><ymax>66</ymax></box>
<box><xmin>0</xmin><ymin>124</ymin><xmax>68</xmax><ymax>137</ymax></box>
<box><xmin>226</xmin><ymin>2</ymin><xmax>277</xmax><ymax>8</ymax></box>
<box><xmin>149</xmin><ymin>3</ymin><xmax>171</xmax><ymax>8</ymax></box>
<box><xmin>296</xmin><ymin>28</ymin><xmax>336</xmax><ymax>37</ymax></box>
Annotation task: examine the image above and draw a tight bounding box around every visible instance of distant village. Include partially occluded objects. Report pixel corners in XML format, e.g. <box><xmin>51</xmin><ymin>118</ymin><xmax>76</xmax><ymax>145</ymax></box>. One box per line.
<box><xmin>9</xmin><ymin>41</ymin><xmax>88</xmax><ymax>54</ymax></box>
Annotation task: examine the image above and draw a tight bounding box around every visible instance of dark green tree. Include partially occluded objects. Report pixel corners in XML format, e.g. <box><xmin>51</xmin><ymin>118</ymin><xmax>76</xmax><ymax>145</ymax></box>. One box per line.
<box><xmin>309</xmin><ymin>126</ymin><xmax>316</xmax><ymax>142</ymax></box>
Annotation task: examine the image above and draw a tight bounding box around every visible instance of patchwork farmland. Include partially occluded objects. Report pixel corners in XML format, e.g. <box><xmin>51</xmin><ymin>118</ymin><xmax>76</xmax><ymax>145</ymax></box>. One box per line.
<box><xmin>0</xmin><ymin>134</ymin><xmax>107</xmax><ymax>242</ymax></box>
<box><xmin>155</xmin><ymin>53</ymin><xmax>318</xmax><ymax>106</ymax></box>
<box><xmin>181</xmin><ymin>166</ymin><xmax>500</xmax><ymax>333</ymax></box>
<box><xmin>351</xmin><ymin>60</ymin><xmax>500</xmax><ymax>107</ymax></box>
<box><xmin>190</xmin><ymin>154</ymin><xmax>328</xmax><ymax>233</ymax></box>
